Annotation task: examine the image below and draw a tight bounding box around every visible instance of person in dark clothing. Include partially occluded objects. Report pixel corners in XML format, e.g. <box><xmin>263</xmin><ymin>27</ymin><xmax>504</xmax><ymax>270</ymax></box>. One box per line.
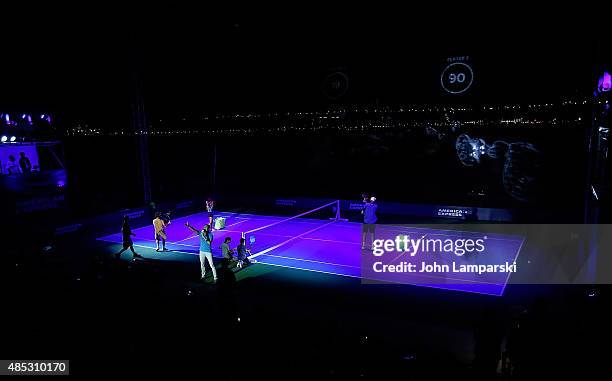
<box><xmin>115</xmin><ymin>216</ymin><xmax>142</xmax><ymax>259</ymax></box>
<box><xmin>361</xmin><ymin>195</ymin><xmax>378</xmax><ymax>250</ymax></box>
<box><xmin>18</xmin><ymin>152</ymin><xmax>32</xmax><ymax>173</ymax></box>
<box><xmin>236</xmin><ymin>237</ymin><xmax>252</xmax><ymax>268</ymax></box>
<box><xmin>5</xmin><ymin>155</ymin><xmax>20</xmax><ymax>175</ymax></box>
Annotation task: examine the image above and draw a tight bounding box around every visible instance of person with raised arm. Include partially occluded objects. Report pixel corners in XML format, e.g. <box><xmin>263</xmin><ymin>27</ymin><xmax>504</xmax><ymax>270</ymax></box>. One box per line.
<box><xmin>361</xmin><ymin>195</ymin><xmax>378</xmax><ymax>250</ymax></box>
<box><xmin>185</xmin><ymin>221</ymin><xmax>217</xmax><ymax>283</ymax></box>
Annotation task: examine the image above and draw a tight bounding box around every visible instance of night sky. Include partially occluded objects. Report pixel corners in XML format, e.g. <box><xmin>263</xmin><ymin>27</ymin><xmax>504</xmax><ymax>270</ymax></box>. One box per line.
<box><xmin>2</xmin><ymin>8</ymin><xmax>605</xmax><ymax>122</ymax></box>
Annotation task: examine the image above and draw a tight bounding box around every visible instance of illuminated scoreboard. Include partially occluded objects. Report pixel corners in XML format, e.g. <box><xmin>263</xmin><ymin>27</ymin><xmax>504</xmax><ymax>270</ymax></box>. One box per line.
<box><xmin>441</xmin><ymin>57</ymin><xmax>474</xmax><ymax>95</ymax></box>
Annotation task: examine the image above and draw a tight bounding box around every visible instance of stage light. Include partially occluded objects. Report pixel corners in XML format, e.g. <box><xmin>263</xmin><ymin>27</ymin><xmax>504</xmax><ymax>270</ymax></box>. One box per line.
<box><xmin>21</xmin><ymin>114</ymin><xmax>32</xmax><ymax>124</ymax></box>
<box><xmin>4</xmin><ymin>114</ymin><xmax>9</xmax><ymax>122</ymax></box>
<box><xmin>598</xmin><ymin>72</ymin><xmax>611</xmax><ymax>93</ymax></box>
<box><xmin>10</xmin><ymin>136</ymin><xmax>16</xmax><ymax>142</ymax></box>
<box><xmin>1</xmin><ymin>136</ymin><xmax>7</xmax><ymax>142</ymax></box>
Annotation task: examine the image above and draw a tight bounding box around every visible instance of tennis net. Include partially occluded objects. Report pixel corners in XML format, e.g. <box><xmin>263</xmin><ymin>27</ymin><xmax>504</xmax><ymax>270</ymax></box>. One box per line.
<box><xmin>242</xmin><ymin>200</ymin><xmax>341</xmax><ymax>258</ymax></box>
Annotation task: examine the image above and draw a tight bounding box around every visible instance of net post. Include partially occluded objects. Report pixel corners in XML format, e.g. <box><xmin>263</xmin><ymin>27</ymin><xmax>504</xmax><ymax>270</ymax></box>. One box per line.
<box><xmin>335</xmin><ymin>199</ymin><xmax>348</xmax><ymax>222</ymax></box>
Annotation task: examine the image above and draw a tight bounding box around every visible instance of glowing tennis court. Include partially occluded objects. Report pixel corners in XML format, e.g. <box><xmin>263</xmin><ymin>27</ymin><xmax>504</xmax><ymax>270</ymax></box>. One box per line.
<box><xmin>97</xmin><ymin>201</ymin><xmax>522</xmax><ymax>296</ymax></box>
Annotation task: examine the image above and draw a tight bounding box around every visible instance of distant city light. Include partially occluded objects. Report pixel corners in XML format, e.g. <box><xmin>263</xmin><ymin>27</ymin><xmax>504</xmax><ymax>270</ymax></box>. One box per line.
<box><xmin>65</xmin><ymin>99</ymin><xmax>590</xmax><ymax>136</ymax></box>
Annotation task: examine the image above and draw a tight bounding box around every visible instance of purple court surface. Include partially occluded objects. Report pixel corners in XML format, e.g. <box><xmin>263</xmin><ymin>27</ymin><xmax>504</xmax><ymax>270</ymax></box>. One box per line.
<box><xmin>97</xmin><ymin>210</ymin><xmax>523</xmax><ymax>296</ymax></box>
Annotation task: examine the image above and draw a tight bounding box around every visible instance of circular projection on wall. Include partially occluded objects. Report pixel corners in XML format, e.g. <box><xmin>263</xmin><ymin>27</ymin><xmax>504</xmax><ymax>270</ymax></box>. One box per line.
<box><xmin>455</xmin><ymin>134</ymin><xmax>543</xmax><ymax>201</ymax></box>
<box><xmin>441</xmin><ymin>62</ymin><xmax>474</xmax><ymax>94</ymax></box>
<box><xmin>455</xmin><ymin>134</ymin><xmax>486</xmax><ymax>166</ymax></box>
<box><xmin>322</xmin><ymin>71</ymin><xmax>349</xmax><ymax>99</ymax></box>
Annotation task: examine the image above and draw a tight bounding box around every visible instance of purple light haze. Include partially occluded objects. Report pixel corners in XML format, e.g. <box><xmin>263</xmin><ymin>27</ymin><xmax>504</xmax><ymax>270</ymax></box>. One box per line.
<box><xmin>598</xmin><ymin>72</ymin><xmax>611</xmax><ymax>93</ymax></box>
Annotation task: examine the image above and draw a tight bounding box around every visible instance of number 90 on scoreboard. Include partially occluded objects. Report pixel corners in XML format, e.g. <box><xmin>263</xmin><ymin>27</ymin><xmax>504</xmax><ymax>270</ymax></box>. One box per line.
<box><xmin>441</xmin><ymin>62</ymin><xmax>474</xmax><ymax>94</ymax></box>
